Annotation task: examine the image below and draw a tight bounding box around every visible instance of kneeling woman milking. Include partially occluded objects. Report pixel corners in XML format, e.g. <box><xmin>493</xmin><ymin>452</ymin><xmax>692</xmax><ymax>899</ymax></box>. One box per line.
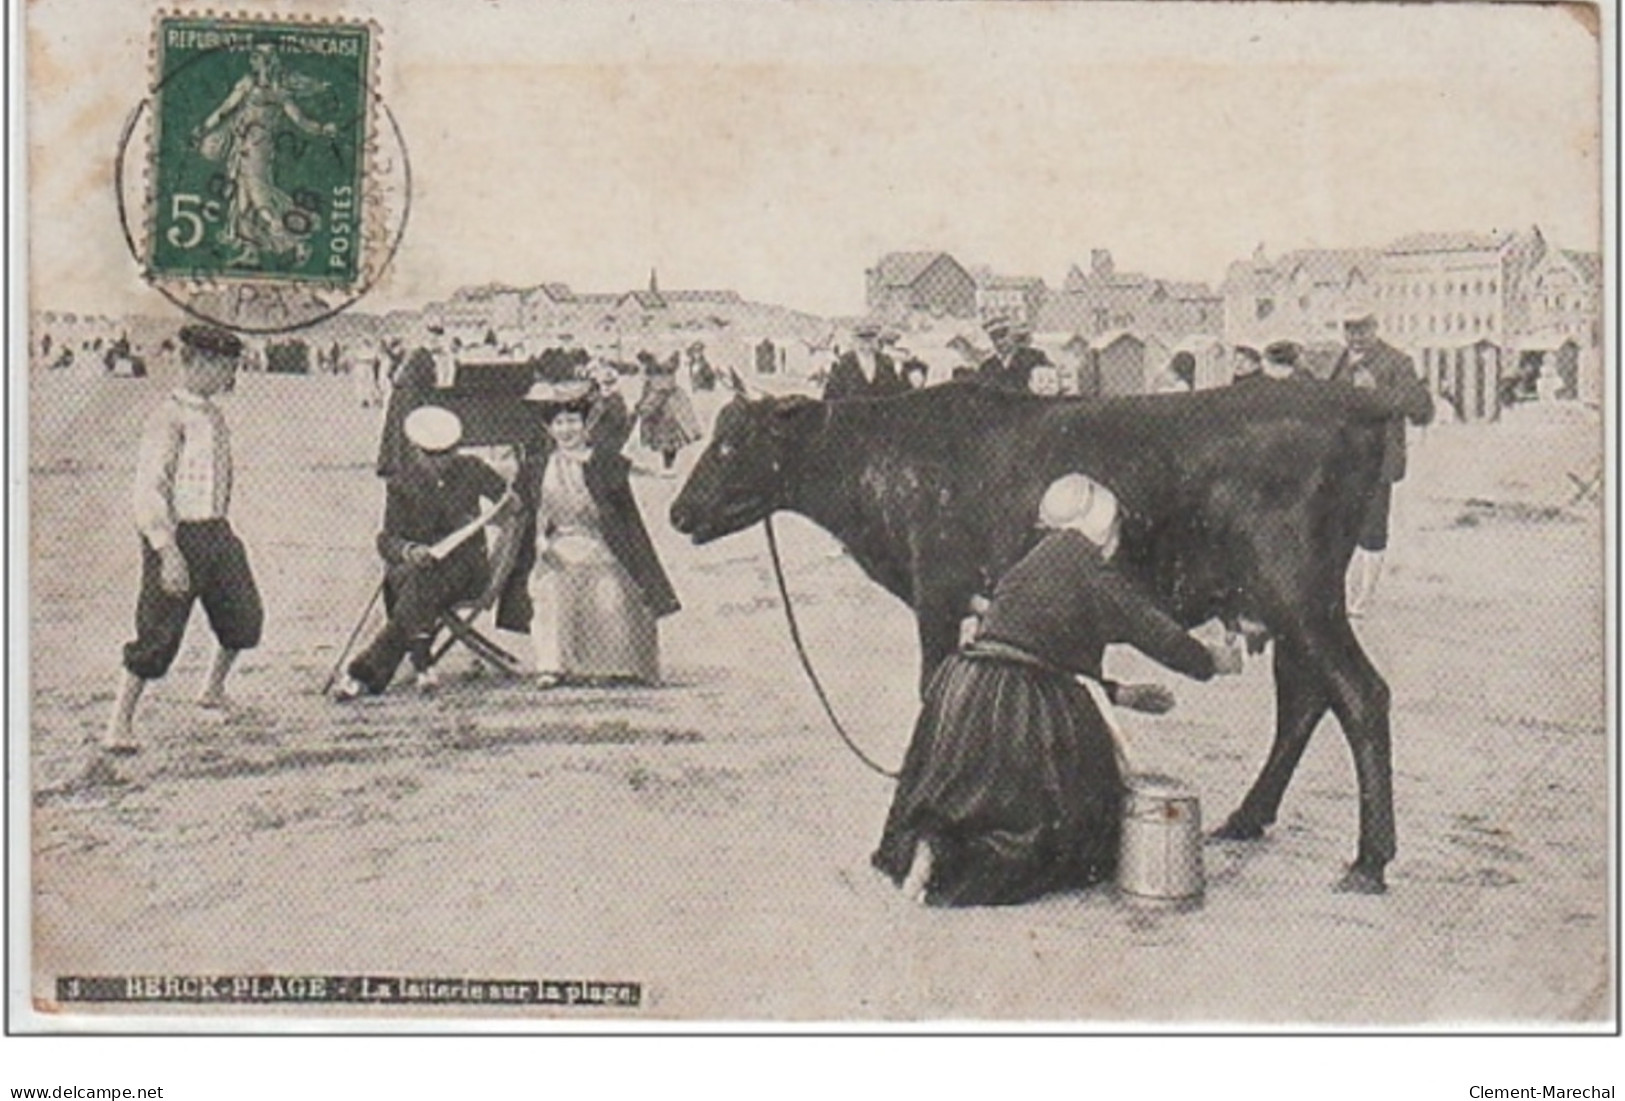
<box><xmin>872</xmin><ymin>473</ymin><xmax>1244</xmax><ymax>907</ymax></box>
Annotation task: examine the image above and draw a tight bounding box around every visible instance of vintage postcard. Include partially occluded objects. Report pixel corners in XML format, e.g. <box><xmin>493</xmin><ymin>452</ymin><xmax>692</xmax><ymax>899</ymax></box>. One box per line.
<box><xmin>11</xmin><ymin>0</ymin><xmax>1612</xmax><ymax>1033</ymax></box>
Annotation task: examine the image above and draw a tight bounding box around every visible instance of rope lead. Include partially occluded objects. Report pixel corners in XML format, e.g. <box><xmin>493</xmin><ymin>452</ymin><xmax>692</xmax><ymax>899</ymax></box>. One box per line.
<box><xmin>762</xmin><ymin>515</ymin><xmax>899</xmax><ymax>780</ymax></box>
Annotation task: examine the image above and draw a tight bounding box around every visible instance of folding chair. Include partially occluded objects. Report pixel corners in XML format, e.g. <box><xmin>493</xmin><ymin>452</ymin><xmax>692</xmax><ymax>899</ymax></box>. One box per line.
<box><xmin>426</xmin><ymin>507</ymin><xmax>529</xmax><ymax>676</ymax></box>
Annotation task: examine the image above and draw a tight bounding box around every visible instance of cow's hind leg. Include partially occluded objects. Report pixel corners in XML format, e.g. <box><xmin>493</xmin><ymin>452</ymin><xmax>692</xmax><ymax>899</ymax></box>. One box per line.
<box><xmin>1316</xmin><ymin>614</ymin><xmax>1395</xmax><ymax>894</ymax></box>
<box><xmin>1215</xmin><ymin>638</ymin><xmax>1329</xmax><ymax>841</ymax></box>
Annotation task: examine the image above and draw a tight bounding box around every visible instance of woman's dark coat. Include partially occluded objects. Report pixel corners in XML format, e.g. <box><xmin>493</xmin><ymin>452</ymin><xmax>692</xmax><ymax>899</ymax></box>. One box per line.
<box><xmin>495</xmin><ymin>425</ymin><xmax>680</xmax><ymax>632</ymax></box>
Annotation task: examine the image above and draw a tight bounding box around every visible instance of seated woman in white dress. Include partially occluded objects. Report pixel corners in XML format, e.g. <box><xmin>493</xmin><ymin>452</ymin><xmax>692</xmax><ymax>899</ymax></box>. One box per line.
<box><xmin>510</xmin><ymin>380</ymin><xmax>681</xmax><ymax>685</ymax></box>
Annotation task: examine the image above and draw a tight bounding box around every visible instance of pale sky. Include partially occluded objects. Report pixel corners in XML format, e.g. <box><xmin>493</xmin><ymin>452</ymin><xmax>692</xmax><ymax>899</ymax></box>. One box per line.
<box><xmin>26</xmin><ymin>0</ymin><xmax>1603</xmax><ymax>319</ymax></box>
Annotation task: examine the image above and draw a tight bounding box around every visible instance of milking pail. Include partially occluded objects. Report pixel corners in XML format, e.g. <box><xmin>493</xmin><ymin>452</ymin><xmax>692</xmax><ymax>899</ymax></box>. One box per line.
<box><xmin>1116</xmin><ymin>772</ymin><xmax>1204</xmax><ymax>909</ymax></box>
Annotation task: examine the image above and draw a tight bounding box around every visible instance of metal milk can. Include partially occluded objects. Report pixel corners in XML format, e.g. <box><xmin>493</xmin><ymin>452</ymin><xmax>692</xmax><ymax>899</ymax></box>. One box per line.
<box><xmin>1116</xmin><ymin>772</ymin><xmax>1204</xmax><ymax>909</ymax></box>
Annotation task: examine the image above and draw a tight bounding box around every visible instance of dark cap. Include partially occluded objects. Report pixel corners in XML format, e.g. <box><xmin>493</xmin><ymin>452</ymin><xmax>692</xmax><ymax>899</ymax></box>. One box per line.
<box><xmin>177</xmin><ymin>325</ymin><xmax>243</xmax><ymax>360</ymax></box>
<box><xmin>1264</xmin><ymin>340</ymin><xmax>1301</xmax><ymax>366</ymax></box>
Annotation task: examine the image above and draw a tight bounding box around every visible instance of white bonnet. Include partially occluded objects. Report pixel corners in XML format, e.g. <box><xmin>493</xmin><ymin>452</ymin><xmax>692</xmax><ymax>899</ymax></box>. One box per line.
<box><xmin>1038</xmin><ymin>473</ymin><xmax>1119</xmax><ymax>546</ymax></box>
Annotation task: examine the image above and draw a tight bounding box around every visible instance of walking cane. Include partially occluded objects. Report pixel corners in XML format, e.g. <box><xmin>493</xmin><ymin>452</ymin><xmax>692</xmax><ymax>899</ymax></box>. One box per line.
<box><xmin>321</xmin><ymin>577</ymin><xmax>385</xmax><ymax>695</ymax></box>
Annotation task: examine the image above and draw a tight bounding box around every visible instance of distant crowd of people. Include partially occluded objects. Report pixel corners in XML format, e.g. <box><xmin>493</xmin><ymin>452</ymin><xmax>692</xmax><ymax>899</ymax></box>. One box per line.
<box><xmin>817</xmin><ymin>314</ymin><xmax>1374</xmax><ymax>404</ymax></box>
<box><xmin>34</xmin><ymin>331</ymin><xmax>152</xmax><ymax>376</ymax></box>
<box><xmin>820</xmin><ymin>316</ymin><xmax>1055</xmax><ymax>401</ymax></box>
<box><xmin>816</xmin><ymin>309</ymin><xmax>1433</xmax><ymax>622</ymax></box>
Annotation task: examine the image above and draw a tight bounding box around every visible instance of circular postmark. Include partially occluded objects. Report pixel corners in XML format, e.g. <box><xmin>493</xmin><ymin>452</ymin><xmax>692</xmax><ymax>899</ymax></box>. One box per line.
<box><xmin>115</xmin><ymin>23</ymin><xmax>411</xmax><ymax>336</ymax></box>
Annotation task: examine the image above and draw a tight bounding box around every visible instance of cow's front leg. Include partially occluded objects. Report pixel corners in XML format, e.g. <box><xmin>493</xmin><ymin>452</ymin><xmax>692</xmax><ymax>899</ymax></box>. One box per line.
<box><xmin>1215</xmin><ymin>635</ymin><xmax>1329</xmax><ymax>841</ymax></box>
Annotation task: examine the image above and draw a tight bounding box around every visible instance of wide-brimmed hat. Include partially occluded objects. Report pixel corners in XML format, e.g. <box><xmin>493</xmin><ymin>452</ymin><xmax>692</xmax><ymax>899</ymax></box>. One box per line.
<box><xmin>983</xmin><ymin>316</ymin><xmax>1013</xmax><ymax>337</ymax></box>
<box><xmin>852</xmin><ymin>320</ymin><xmax>882</xmax><ymax>339</ymax></box>
<box><xmin>404</xmin><ymin>405</ymin><xmax>463</xmax><ymax>453</ymax></box>
<box><xmin>523</xmin><ymin>379</ymin><xmax>595</xmax><ymax>406</ymax></box>
<box><xmin>1038</xmin><ymin>473</ymin><xmax>1119</xmax><ymax>547</ymax></box>
<box><xmin>1341</xmin><ymin>308</ymin><xmax>1378</xmax><ymax>328</ymax></box>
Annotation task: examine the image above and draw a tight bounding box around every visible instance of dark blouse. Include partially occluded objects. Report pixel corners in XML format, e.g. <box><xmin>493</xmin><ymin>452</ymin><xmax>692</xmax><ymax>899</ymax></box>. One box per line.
<box><xmin>979</xmin><ymin>528</ymin><xmax>1215</xmax><ymax>681</ymax></box>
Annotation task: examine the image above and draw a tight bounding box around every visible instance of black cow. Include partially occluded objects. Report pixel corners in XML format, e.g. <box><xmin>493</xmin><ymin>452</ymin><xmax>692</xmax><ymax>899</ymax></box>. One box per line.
<box><xmin>670</xmin><ymin>379</ymin><xmax>1430</xmax><ymax>893</ymax></box>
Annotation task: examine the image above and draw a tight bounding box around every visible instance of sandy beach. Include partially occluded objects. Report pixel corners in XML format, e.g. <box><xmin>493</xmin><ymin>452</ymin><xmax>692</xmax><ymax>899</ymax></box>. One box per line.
<box><xmin>27</xmin><ymin>365</ymin><xmax>1610</xmax><ymax>1024</ymax></box>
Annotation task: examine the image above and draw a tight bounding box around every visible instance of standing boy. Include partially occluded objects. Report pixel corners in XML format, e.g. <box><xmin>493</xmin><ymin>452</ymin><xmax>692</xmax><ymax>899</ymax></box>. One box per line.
<box><xmin>104</xmin><ymin>325</ymin><xmax>263</xmax><ymax>754</ymax></box>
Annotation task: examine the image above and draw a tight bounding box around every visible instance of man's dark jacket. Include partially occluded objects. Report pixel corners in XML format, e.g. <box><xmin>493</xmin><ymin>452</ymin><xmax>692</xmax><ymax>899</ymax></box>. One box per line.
<box><xmin>378</xmin><ymin>454</ymin><xmax>508</xmax><ymax>583</ymax></box>
<box><xmin>822</xmin><ymin>351</ymin><xmax>908</xmax><ymax>401</ymax></box>
<box><xmin>976</xmin><ymin>346</ymin><xmax>1052</xmax><ymax>393</ymax></box>
<box><xmin>1328</xmin><ymin>340</ymin><xmax>1433</xmax><ymax>483</ymax></box>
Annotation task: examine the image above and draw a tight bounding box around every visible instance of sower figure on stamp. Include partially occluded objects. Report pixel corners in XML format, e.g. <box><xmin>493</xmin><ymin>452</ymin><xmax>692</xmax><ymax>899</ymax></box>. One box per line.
<box><xmin>192</xmin><ymin>43</ymin><xmax>339</xmax><ymax>269</ymax></box>
<box><xmin>1329</xmin><ymin>311</ymin><xmax>1433</xmax><ymax>617</ymax></box>
<box><xmin>104</xmin><ymin>325</ymin><xmax>263</xmax><ymax>756</ymax></box>
<box><xmin>336</xmin><ymin>407</ymin><xmax>517</xmax><ymax>699</ymax></box>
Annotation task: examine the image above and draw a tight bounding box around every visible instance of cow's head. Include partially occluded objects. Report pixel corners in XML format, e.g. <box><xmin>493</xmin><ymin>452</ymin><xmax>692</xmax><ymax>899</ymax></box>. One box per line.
<box><xmin>670</xmin><ymin>377</ymin><xmax>821</xmax><ymax>544</ymax></box>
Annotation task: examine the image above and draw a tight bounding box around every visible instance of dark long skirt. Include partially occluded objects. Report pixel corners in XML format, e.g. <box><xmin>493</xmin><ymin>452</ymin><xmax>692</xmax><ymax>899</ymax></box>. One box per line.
<box><xmin>871</xmin><ymin>652</ymin><xmax>1125</xmax><ymax>907</ymax></box>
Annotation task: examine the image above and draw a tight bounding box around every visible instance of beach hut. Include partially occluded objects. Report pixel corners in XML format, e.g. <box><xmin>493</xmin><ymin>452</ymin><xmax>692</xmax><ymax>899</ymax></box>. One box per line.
<box><xmin>754</xmin><ymin>338</ymin><xmax>781</xmax><ymax>375</ymax></box>
<box><xmin>1422</xmin><ymin>339</ymin><xmax>1503</xmax><ymax>423</ymax></box>
<box><xmin>1094</xmin><ymin>331</ymin><xmax>1173</xmax><ymax>396</ymax></box>
<box><xmin>265</xmin><ymin>340</ymin><xmax>311</xmax><ymax>375</ymax></box>
<box><xmin>1172</xmin><ymin>334</ymin><xmax>1230</xmax><ymax>390</ymax></box>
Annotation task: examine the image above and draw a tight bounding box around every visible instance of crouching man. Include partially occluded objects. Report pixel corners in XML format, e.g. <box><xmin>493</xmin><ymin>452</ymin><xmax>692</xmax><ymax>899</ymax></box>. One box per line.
<box><xmin>335</xmin><ymin>406</ymin><xmax>514</xmax><ymax>699</ymax></box>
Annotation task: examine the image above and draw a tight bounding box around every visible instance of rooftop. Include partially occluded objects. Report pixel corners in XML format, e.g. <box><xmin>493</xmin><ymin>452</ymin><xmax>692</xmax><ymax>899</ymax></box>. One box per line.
<box><xmin>872</xmin><ymin>251</ymin><xmax>959</xmax><ymax>288</ymax></box>
<box><xmin>1384</xmin><ymin>230</ymin><xmax>1515</xmax><ymax>255</ymax></box>
<box><xmin>1561</xmin><ymin>250</ymin><xmax>1603</xmax><ymax>288</ymax></box>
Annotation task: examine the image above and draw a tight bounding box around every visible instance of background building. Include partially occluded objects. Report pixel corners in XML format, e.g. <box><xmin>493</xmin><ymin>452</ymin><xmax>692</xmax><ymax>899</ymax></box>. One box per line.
<box><xmin>1216</xmin><ymin>226</ymin><xmax>1600</xmax><ymax>412</ymax></box>
<box><xmin>974</xmin><ymin>273</ymin><xmax>1049</xmax><ymax>326</ymax></box>
<box><xmin>1222</xmin><ymin>246</ymin><xmax>1380</xmax><ymax>351</ymax></box>
<box><xmin>1035</xmin><ymin>249</ymin><xmax>1221</xmax><ymax>344</ymax></box>
<box><xmin>864</xmin><ymin>251</ymin><xmax>978</xmax><ymax>322</ymax></box>
<box><xmin>1371</xmin><ymin>229</ymin><xmax>1543</xmax><ymax>348</ymax></box>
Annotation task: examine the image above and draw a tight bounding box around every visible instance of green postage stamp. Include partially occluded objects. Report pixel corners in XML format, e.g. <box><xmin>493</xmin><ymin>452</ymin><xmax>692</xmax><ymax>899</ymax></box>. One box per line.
<box><xmin>148</xmin><ymin>15</ymin><xmax>374</xmax><ymax>285</ymax></box>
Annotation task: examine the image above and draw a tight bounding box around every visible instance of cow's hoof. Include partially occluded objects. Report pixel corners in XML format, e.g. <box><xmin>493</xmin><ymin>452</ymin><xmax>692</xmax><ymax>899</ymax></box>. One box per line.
<box><xmin>1211</xmin><ymin>816</ymin><xmax>1266</xmax><ymax>841</ymax></box>
<box><xmin>1333</xmin><ymin>866</ymin><xmax>1387</xmax><ymax>895</ymax></box>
